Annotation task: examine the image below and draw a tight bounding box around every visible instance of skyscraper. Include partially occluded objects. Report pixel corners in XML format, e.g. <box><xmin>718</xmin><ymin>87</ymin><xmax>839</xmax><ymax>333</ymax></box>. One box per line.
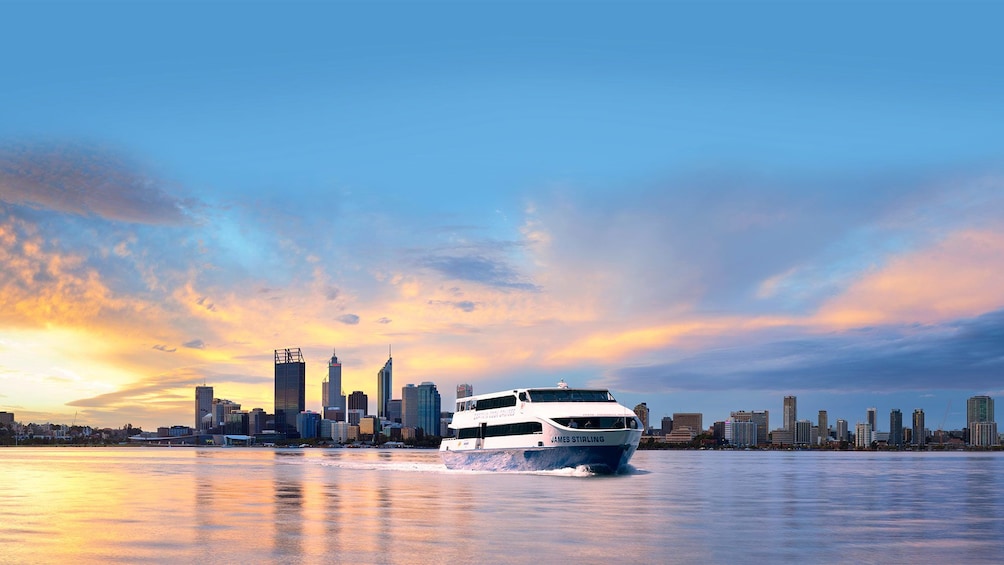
<box><xmin>274</xmin><ymin>348</ymin><xmax>306</xmax><ymax>439</ymax></box>
<box><xmin>889</xmin><ymin>409</ymin><xmax>904</xmax><ymax>448</ymax></box>
<box><xmin>416</xmin><ymin>381</ymin><xmax>442</xmax><ymax>436</ymax></box>
<box><xmin>912</xmin><ymin>409</ymin><xmax>926</xmax><ymax>447</ymax></box>
<box><xmin>457</xmin><ymin>383</ymin><xmax>473</xmax><ymax>399</ymax></box>
<box><xmin>866</xmin><ymin>407</ymin><xmax>877</xmax><ymax>433</ymax></box>
<box><xmin>323</xmin><ymin>349</ymin><xmax>345</xmax><ymax>413</ymax></box>
<box><xmin>348</xmin><ymin>390</ymin><xmax>368</xmax><ymax>415</ymax></box>
<box><xmin>967</xmin><ymin>395</ymin><xmax>997</xmax><ymax>447</ymax></box>
<box><xmin>783</xmin><ymin>396</ymin><xmax>797</xmax><ymax>432</ymax></box>
<box><xmin>377</xmin><ymin>350</ymin><xmax>393</xmax><ymax>420</ymax></box>
<box><xmin>195</xmin><ymin>385</ymin><xmax>213</xmax><ymax>432</ymax></box>
<box><xmin>633</xmin><ymin>403</ymin><xmax>650</xmax><ymax>432</ymax></box>
<box><xmin>836</xmin><ymin>419</ymin><xmax>848</xmax><ymax>442</ymax></box>
<box><xmin>817</xmin><ymin>410</ymin><xmax>828</xmax><ymax>445</ymax></box>
<box><xmin>401</xmin><ymin>384</ymin><xmax>419</xmax><ymax>428</ymax></box>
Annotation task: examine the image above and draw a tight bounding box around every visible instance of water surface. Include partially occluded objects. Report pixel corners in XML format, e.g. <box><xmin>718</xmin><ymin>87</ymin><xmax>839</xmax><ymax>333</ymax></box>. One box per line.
<box><xmin>1</xmin><ymin>448</ymin><xmax>1001</xmax><ymax>563</ymax></box>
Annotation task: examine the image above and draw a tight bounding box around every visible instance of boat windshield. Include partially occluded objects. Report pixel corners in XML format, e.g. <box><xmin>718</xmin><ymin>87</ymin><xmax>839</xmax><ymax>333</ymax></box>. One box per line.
<box><xmin>527</xmin><ymin>389</ymin><xmax>614</xmax><ymax>403</ymax></box>
<box><xmin>552</xmin><ymin>417</ymin><xmax>639</xmax><ymax>430</ymax></box>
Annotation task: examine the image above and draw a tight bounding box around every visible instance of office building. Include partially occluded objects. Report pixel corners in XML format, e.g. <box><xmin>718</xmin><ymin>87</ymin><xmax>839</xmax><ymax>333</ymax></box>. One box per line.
<box><xmin>249</xmin><ymin>408</ymin><xmax>267</xmax><ymax>435</ymax></box>
<box><xmin>783</xmin><ymin>396</ymin><xmax>797</xmax><ymax>432</ymax></box>
<box><xmin>348</xmin><ymin>391</ymin><xmax>368</xmax><ymax>415</ymax></box>
<box><xmin>889</xmin><ymin>409</ymin><xmax>903</xmax><ymax>448</ymax></box>
<box><xmin>388</xmin><ymin>399</ymin><xmax>402</xmax><ymax>423</ymax></box>
<box><xmin>817</xmin><ymin>410</ymin><xmax>828</xmax><ymax>445</ymax></box>
<box><xmin>377</xmin><ymin>350</ymin><xmax>393</xmax><ymax>420</ymax></box>
<box><xmin>794</xmin><ymin>420</ymin><xmax>812</xmax><ymax>445</ymax></box>
<box><xmin>912</xmin><ymin>409</ymin><xmax>926</xmax><ymax>447</ymax></box>
<box><xmin>416</xmin><ymin>382</ymin><xmax>442</xmax><ymax>436</ymax></box>
<box><xmin>660</xmin><ymin>416</ymin><xmax>673</xmax><ymax>435</ymax></box>
<box><xmin>402</xmin><ymin>384</ymin><xmax>419</xmax><ymax>428</ymax></box>
<box><xmin>195</xmin><ymin>385</ymin><xmax>213</xmax><ymax>432</ymax></box>
<box><xmin>225</xmin><ymin>411</ymin><xmax>249</xmax><ymax>435</ymax></box>
<box><xmin>836</xmin><ymin>419</ymin><xmax>848</xmax><ymax>442</ymax></box>
<box><xmin>633</xmin><ymin>403</ymin><xmax>650</xmax><ymax>432</ymax></box>
<box><xmin>213</xmin><ymin>399</ymin><xmax>241</xmax><ymax>431</ymax></box>
<box><xmin>457</xmin><ymin>383</ymin><xmax>473</xmax><ymax>399</ymax></box>
<box><xmin>867</xmin><ymin>407</ymin><xmax>877</xmax><ymax>434</ymax></box>
<box><xmin>275</xmin><ymin>348</ymin><xmax>306</xmax><ymax>439</ymax></box>
<box><xmin>673</xmin><ymin>413</ymin><xmax>703</xmax><ymax>434</ymax></box>
<box><xmin>297</xmin><ymin>410</ymin><xmax>321</xmax><ymax>439</ymax></box>
<box><xmin>323</xmin><ymin>349</ymin><xmax>345</xmax><ymax>413</ymax></box>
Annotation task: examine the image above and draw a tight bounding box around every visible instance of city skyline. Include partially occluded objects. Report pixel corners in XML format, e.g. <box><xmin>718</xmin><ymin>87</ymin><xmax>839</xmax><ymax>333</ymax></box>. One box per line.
<box><xmin>3</xmin><ymin>3</ymin><xmax>1004</xmax><ymax>431</ymax></box>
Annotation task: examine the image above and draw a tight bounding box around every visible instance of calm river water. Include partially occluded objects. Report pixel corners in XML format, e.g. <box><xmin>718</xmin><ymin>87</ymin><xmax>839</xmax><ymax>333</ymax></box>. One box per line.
<box><xmin>1</xmin><ymin>447</ymin><xmax>1002</xmax><ymax>563</ymax></box>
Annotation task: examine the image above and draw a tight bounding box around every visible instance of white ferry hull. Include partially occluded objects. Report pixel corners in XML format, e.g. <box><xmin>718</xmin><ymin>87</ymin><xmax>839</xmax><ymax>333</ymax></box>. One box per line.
<box><xmin>441</xmin><ymin>441</ymin><xmax>639</xmax><ymax>473</ymax></box>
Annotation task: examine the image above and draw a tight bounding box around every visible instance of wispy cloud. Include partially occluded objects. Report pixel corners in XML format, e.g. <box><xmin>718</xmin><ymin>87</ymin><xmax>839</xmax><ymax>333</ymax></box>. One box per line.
<box><xmin>336</xmin><ymin>314</ymin><xmax>360</xmax><ymax>325</ymax></box>
<box><xmin>152</xmin><ymin>344</ymin><xmax>177</xmax><ymax>353</ymax></box>
<box><xmin>183</xmin><ymin>339</ymin><xmax>205</xmax><ymax>349</ymax></box>
<box><xmin>419</xmin><ymin>255</ymin><xmax>539</xmax><ymax>291</ymax></box>
<box><xmin>0</xmin><ymin>143</ymin><xmax>191</xmax><ymax>225</ymax></box>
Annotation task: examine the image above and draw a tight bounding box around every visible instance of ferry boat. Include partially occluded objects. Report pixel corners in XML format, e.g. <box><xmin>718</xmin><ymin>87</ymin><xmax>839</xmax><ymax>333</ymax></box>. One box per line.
<box><xmin>440</xmin><ymin>381</ymin><xmax>642</xmax><ymax>473</ymax></box>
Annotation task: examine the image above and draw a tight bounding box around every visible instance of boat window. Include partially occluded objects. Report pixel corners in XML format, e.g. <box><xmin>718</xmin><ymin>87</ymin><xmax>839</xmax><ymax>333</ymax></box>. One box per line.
<box><xmin>551</xmin><ymin>417</ymin><xmax>631</xmax><ymax>430</ymax></box>
<box><xmin>456</xmin><ymin>422</ymin><xmax>543</xmax><ymax>439</ymax></box>
<box><xmin>475</xmin><ymin>395</ymin><xmax>518</xmax><ymax>411</ymax></box>
<box><xmin>527</xmin><ymin>389</ymin><xmax>615</xmax><ymax>403</ymax></box>
<box><xmin>518</xmin><ymin>392</ymin><xmax>527</xmax><ymax>402</ymax></box>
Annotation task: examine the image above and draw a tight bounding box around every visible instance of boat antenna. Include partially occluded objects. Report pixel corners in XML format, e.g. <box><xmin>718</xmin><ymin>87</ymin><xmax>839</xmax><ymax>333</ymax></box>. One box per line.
<box><xmin>557</xmin><ymin>379</ymin><xmax>568</xmax><ymax>389</ymax></box>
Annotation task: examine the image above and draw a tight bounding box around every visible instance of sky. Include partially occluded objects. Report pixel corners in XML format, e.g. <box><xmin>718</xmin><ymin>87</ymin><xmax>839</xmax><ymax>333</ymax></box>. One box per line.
<box><xmin>2</xmin><ymin>1</ymin><xmax>1003</xmax><ymax>432</ymax></box>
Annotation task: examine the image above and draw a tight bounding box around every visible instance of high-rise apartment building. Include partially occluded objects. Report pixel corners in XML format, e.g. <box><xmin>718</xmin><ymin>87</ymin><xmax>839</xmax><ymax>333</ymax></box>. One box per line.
<box><xmin>967</xmin><ymin>395</ymin><xmax>997</xmax><ymax>447</ymax></box>
<box><xmin>633</xmin><ymin>403</ymin><xmax>650</xmax><ymax>431</ymax></box>
<box><xmin>457</xmin><ymin>383</ymin><xmax>473</xmax><ymax>399</ymax></box>
<box><xmin>783</xmin><ymin>396</ymin><xmax>797</xmax><ymax>432</ymax></box>
<box><xmin>195</xmin><ymin>385</ymin><xmax>213</xmax><ymax>432</ymax></box>
<box><xmin>731</xmin><ymin>420</ymin><xmax>757</xmax><ymax>447</ymax></box>
<box><xmin>323</xmin><ymin>349</ymin><xmax>345</xmax><ymax>413</ymax></box>
<box><xmin>730</xmin><ymin>410</ymin><xmax>769</xmax><ymax>445</ymax></box>
<box><xmin>912</xmin><ymin>409</ymin><xmax>926</xmax><ymax>447</ymax></box>
<box><xmin>275</xmin><ymin>348</ymin><xmax>306</xmax><ymax>439</ymax></box>
<box><xmin>967</xmin><ymin>395</ymin><xmax>994</xmax><ymax>425</ymax></box>
<box><xmin>377</xmin><ymin>351</ymin><xmax>393</xmax><ymax>420</ymax></box>
<box><xmin>855</xmin><ymin>422</ymin><xmax>872</xmax><ymax>448</ymax></box>
<box><xmin>889</xmin><ymin>409</ymin><xmax>904</xmax><ymax>448</ymax></box>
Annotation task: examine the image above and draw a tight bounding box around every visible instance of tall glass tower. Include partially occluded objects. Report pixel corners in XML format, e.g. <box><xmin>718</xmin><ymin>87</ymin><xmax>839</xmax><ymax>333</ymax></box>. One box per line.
<box><xmin>416</xmin><ymin>381</ymin><xmax>441</xmax><ymax>436</ymax></box>
<box><xmin>889</xmin><ymin>409</ymin><xmax>904</xmax><ymax>447</ymax></box>
<box><xmin>195</xmin><ymin>385</ymin><xmax>213</xmax><ymax>432</ymax></box>
<box><xmin>377</xmin><ymin>349</ymin><xmax>393</xmax><ymax>420</ymax></box>
<box><xmin>274</xmin><ymin>348</ymin><xmax>306</xmax><ymax>439</ymax></box>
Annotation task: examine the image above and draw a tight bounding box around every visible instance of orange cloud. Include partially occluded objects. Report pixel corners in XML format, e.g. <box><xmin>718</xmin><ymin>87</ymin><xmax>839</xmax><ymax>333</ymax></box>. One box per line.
<box><xmin>817</xmin><ymin>229</ymin><xmax>1004</xmax><ymax>326</ymax></box>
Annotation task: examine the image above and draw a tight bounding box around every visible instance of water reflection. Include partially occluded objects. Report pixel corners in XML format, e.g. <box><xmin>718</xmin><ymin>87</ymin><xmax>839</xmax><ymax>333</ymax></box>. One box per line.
<box><xmin>2</xmin><ymin>448</ymin><xmax>1003</xmax><ymax>563</ymax></box>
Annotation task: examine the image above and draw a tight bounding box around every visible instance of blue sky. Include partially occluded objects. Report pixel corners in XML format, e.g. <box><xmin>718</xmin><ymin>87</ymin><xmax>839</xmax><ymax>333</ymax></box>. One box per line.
<box><xmin>1</xmin><ymin>1</ymin><xmax>1003</xmax><ymax>432</ymax></box>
